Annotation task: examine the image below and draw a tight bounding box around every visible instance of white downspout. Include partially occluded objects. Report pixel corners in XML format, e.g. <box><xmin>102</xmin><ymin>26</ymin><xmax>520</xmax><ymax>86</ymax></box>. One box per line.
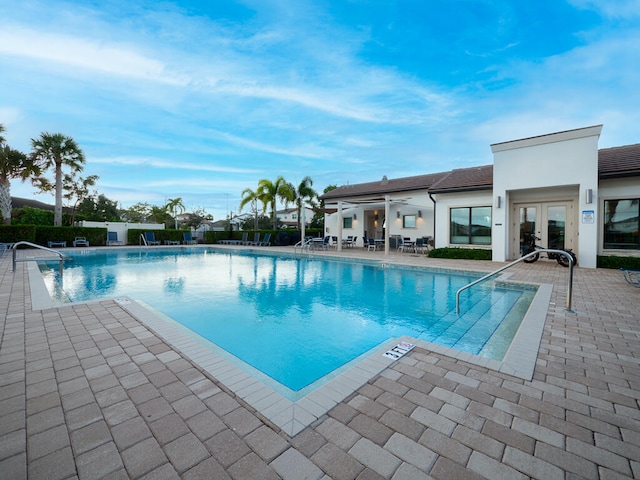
<box><xmin>337</xmin><ymin>201</ymin><xmax>343</xmax><ymax>251</ymax></box>
<box><xmin>384</xmin><ymin>195</ymin><xmax>390</xmax><ymax>255</ymax></box>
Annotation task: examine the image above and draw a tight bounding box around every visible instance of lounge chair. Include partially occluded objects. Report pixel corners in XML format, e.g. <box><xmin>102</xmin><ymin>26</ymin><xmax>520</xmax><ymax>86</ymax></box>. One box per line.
<box><xmin>227</xmin><ymin>232</ymin><xmax>249</xmax><ymax>245</ymax></box>
<box><xmin>258</xmin><ymin>233</ymin><xmax>271</xmax><ymax>246</ymax></box>
<box><xmin>73</xmin><ymin>237</ymin><xmax>90</xmax><ymax>247</ymax></box>
<box><xmin>107</xmin><ymin>231</ymin><xmax>124</xmax><ymax>246</ymax></box>
<box><xmin>47</xmin><ymin>240</ymin><xmax>67</xmax><ymax>248</ymax></box>
<box><xmin>622</xmin><ymin>269</ymin><xmax>640</xmax><ymax>288</ymax></box>
<box><xmin>144</xmin><ymin>232</ymin><xmax>161</xmax><ymax>245</ymax></box>
<box><xmin>248</xmin><ymin>233</ymin><xmax>261</xmax><ymax>245</ymax></box>
<box><xmin>183</xmin><ymin>232</ymin><xmax>197</xmax><ymax>245</ymax></box>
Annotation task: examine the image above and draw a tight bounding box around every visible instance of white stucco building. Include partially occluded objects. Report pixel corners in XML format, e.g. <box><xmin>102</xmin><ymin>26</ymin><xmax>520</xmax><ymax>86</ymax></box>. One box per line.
<box><xmin>321</xmin><ymin>125</ymin><xmax>640</xmax><ymax>268</ymax></box>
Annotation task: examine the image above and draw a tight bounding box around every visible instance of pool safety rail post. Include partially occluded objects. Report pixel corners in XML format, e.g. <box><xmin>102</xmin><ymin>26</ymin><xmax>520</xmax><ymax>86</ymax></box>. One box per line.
<box><xmin>12</xmin><ymin>241</ymin><xmax>66</xmax><ymax>280</ymax></box>
<box><xmin>455</xmin><ymin>249</ymin><xmax>575</xmax><ymax>314</ymax></box>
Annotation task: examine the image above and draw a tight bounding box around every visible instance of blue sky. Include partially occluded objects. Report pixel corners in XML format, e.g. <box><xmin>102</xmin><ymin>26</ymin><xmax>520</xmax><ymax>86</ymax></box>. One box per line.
<box><xmin>1</xmin><ymin>0</ymin><xmax>639</xmax><ymax>221</ymax></box>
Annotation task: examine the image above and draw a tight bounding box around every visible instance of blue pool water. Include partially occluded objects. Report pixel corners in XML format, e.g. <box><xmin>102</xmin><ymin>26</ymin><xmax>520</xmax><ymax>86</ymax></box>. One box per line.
<box><xmin>40</xmin><ymin>248</ymin><xmax>535</xmax><ymax>392</ymax></box>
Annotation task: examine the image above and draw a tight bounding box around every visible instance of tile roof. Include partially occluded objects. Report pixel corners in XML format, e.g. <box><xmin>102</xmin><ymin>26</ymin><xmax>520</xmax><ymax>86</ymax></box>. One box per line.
<box><xmin>322</xmin><ymin>142</ymin><xmax>639</xmax><ymax>200</ymax></box>
<box><xmin>320</xmin><ymin>171</ymin><xmax>449</xmax><ymax>200</ymax></box>
<box><xmin>428</xmin><ymin>165</ymin><xmax>493</xmax><ymax>193</ymax></box>
<box><xmin>598</xmin><ymin>143</ymin><xmax>640</xmax><ymax>178</ymax></box>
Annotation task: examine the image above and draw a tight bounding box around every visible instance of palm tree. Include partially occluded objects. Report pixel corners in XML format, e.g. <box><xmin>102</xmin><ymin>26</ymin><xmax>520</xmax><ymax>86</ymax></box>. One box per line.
<box><xmin>256</xmin><ymin>177</ymin><xmax>295</xmax><ymax>230</ymax></box>
<box><xmin>31</xmin><ymin>132</ymin><xmax>85</xmax><ymax>226</ymax></box>
<box><xmin>239</xmin><ymin>187</ymin><xmax>261</xmax><ymax>230</ymax></box>
<box><xmin>293</xmin><ymin>176</ymin><xmax>317</xmax><ymax>231</ymax></box>
<box><xmin>165</xmin><ymin>197</ymin><xmax>185</xmax><ymax>229</ymax></box>
<box><xmin>0</xmin><ymin>126</ymin><xmax>41</xmax><ymax>225</ymax></box>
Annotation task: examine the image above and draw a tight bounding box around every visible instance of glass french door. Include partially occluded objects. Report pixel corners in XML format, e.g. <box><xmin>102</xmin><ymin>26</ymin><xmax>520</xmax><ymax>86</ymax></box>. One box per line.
<box><xmin>514</xmin><ymin>202</ymin><xmax>574</xmax><ymax>258</ymax></box>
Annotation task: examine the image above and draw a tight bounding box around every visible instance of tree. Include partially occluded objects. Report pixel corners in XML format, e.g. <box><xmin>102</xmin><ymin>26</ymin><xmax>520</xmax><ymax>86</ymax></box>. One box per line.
<box><xmin>77</xmin><ymin>194</ymin><xmax>121</xmax><ymax>222</ymax></box>
<box><xmin>293</xmin><ymin>176</ymin><xmax>317</xmax><ymax>231</ymax></box>
<box><xmin>310</xmin><ymin>184</ymin><xmax>336</xmax><ymax>229</ymax></box>
<box><xmin>240</xmin><ymin>214</ymin><xmax>272</xmax><ymax>230</ymax></box>
<box><xmin>149</xmin><ymin>205</ymin><xmax>173</xmax><ymax>227</ymax></box>
<box><xmin>184</xmin><ymin>208</ymin><xmax>213</xmax><ymax>230</ymax></box>
<box><xmin>256</xmin><ymin>177</ymin><xmax>296</xmax><ymax>230</ymax></box>
<box><xmin>238</xmin><ymin>187</ymin><xmax>261</xmax><ymax>230</ymax></box>
<box><xmin>31</xmin><ymin>132</ymin><xmax>85</xmax><ymax>226</ymax></box>
<box><xmin>165</xmin><ymin>197</ymin><xmax>185</xmax><ymax>229</ymax></box>
<box><xmin>121</xmin><ymin>202</ymin><xmax>151</xmax><ymax>223</ymax></box>
<box><xmin>0</xmin><ymin>125</ymin><xmax>41</xmax><ymax>225</ymax></box>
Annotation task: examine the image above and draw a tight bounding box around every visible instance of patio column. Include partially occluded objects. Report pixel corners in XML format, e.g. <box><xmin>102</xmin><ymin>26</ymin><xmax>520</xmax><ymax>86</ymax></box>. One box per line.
<box><xmin>301</xmin><ymin>207</ymin><xmax>305</xmax><ymax>244</ymax></box>
<box><xmin>337</xmin><ymin>201</ymin><xmax>343</xmax><ymax>251</ymax></box>
<box><xmin>384</xmin><ymin>195</ymin><xmax>390</xmax><ymax>255</ymax></box>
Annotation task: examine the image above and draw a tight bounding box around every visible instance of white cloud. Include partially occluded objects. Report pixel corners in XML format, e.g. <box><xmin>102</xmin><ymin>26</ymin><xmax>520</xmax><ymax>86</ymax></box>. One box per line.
<box><xmin>568</xmin><ymin>0</ymin><xmax>640</xmax><ymax>18</ymax></box>
<box><xmin>90</xmin><ymin>156</ymin><xmax>263</xmax><ymax>174</ymax></box>
<box><xmin>0</xmin><ymin>25</ymin><xmax>186</xmax><ymax>85</ymax></box>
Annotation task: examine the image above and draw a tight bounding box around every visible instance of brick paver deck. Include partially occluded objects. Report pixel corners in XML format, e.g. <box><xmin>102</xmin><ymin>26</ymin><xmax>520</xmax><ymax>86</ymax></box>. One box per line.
<box><xmin>1</xmin><ymin>246</ymin><xmax>639</xmax><ymax>479</ymax></box>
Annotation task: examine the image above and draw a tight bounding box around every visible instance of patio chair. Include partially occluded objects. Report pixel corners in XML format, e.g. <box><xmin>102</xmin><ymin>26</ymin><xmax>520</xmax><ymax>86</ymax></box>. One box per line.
<box><xmin>622</xmin><ymin>269</ymin><xmax>640</xmax><ymax>288</ymax></box>
<box><xmin>258</xmin><ymin>233</ymin><xmax>271</xmax><ymax>246</ymax></box>
<box><xmin>414</xmin><ymin>237</ymin><xmax>425</xmax><ymax>254</ymax></box>
<box><xmin>144</xmin><ymin>231</ymin><xmax>161</xmax><ymax>245</ymax></box>
<box><xmin>367</xmin><ymin>238</ymin><xmax>377</xmax><ymax>251</ymax></box>
<box><xmin>73</xmin><ymin>237</ymin><xmax>90</xmax><ymax>247</ymax></box>
<box><xmin>183</xmin><ymin>232</ymin><xmax>197</xmax><ymax>245</ymax></box>
<box><xmin>249</xmin><ymin>233</ymin><xmax>261</xmax><ymax>245</ymax></box>
<box><xmin>47</xmin><ymin>240</ymin><xmax>67</xmax><ymax>248</ymax></box>
<box><xmin>107</xmin><ymin>231</ymin><xmax>124</xmax><ymax>246</ymax></box>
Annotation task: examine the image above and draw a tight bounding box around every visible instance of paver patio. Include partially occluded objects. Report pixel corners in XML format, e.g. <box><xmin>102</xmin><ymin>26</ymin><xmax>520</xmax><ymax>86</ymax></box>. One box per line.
<box><xmin>1</xmin><ymin>246</ymin><xmax>639</xmax><ymax>479</ymax></box>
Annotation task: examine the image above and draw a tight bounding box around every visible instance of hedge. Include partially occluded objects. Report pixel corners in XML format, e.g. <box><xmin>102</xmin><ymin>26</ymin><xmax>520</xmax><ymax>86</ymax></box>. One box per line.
<box><xmin>35</xmin><ymin>226</ymin><xmax>108</xmax><ymax>247</ymax></box>
<box><xmin>127</xmin><ymin>229</ymin><xmax>190</xmax><ymax>245</ymax></box>
<box><xmin>205</xmin><ymin>229</ymin><xmax>324</xmax><ymax>246</ymax></box>
<box><xmin>428</xmin><ymin>247</ymin><xmax>492</xmax><ymax>260</ymax></box>
<box><xmin>597</xmin><ymin>255</ymin><xmax>640</xmax><ymax>270</ymax></box>
<box><xmin>1</xmin><ymin>225</ymin><xmax>107</xmax><ymax>247</ymax></box>
<box><xmin>0</xmin><ymin>225</ymin><xmax>37</xmax><ymax>244</ymax></box>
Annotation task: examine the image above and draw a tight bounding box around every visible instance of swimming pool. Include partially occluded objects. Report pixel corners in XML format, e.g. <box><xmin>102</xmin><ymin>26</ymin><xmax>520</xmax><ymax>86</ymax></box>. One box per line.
<box><xmin>40</xmin><ymin>247</ymin><xmax>535</xmax><ymax>394</ymax></box>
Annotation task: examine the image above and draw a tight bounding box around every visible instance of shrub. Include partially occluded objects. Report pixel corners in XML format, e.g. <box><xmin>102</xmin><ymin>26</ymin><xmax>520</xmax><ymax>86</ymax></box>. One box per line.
<box><xmin>597</xmin><ymin>255</ymin><xmax>640</xmax><ymax>270</ymax></box>
<box><xmin>35</xmin><ymin>226</ymin><xmax>108</xmax><ymax>247</ymax></box>
<box><xmin>428</xmin><ymin>247</ymin><xmax>492</xmax><ymax>260</ymax></box>
<box><xmin>127</xmin><ymin>229</ymin><xmax>189</xmax><ymax>245</ymax></box>
<box><xmin>0</xmin><ymin>225</ymin><xmax>37</xmax><ymax>244</ymax></box>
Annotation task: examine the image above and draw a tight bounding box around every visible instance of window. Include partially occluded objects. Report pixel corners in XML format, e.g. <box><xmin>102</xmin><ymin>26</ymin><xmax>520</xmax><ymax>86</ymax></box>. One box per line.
<box><xmin>343</xmin><ymin>217</ymin><xmax>353</xmax><ymax>229</ymax></box>
<box><xmin>604</xmin><ymin>199</ymin><xmax>640</xmax><ymax>250</ymax></box>
<box><xmin>450</xmin><ymin>206</ymin><xmax>491</xmax><ymax>245</ymax></box>
<box><xmin>403</xmin><ymin>215</ymin><xmax>416</xmax><ymax>228</ymax></box>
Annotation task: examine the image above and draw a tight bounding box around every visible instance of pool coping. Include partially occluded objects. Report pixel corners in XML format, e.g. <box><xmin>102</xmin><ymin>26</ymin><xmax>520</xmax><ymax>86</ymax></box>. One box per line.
<box><xmin>26</xmin><ymin>247</ymin><xmax>551</xmax><ymax>436</ymax></box>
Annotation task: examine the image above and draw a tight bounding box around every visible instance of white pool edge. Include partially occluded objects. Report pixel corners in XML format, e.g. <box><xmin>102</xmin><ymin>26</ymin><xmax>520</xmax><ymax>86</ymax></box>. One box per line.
<box><xmin>26</xmin><ymin>255</ymin><xmax>551</xmax><ymax>436</ymax></box>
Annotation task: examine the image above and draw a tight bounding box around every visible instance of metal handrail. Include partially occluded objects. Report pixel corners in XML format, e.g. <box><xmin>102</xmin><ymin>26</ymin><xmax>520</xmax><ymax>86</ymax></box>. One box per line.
<box><xmin>12</xmin><ymin>241</ymin><xmax>67</xmax><ymax>279</ymax></box>
<box><xmin>455</xmin><ymin>249</ymin><xmax>575</xmax><ymax>314</ymax></box>
<box><xmin>294</xmin><ymin>237</ymin><xmax>314</xmax><ymax>255</ymax></box>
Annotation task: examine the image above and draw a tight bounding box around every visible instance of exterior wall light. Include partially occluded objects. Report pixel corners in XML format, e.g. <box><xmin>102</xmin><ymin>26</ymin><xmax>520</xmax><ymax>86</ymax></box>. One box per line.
<box><xmin>396</xmin><ymin>211</ymin><xmax>401</xmax><ymax>219</ymax></box>
<box><xmin>586</xmin><ymin>189</ymin><xmax>593</xmax><ymax>204</ymax></box>
<box><xmin>418</xmin><ymin>210</ymin><xmax>422</xmax><ymax>218</ymax></box>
